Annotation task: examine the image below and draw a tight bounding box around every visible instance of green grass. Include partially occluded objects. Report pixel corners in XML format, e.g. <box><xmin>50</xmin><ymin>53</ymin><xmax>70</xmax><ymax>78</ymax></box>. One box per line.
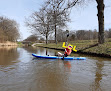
<box><xmin>84</xmin><ymin>42</ymin><xmax>111</xmax><ymax>55</ymax></box>
<box><xmin>35</xmin><ymin>39</ymin><xmax>111</xmax><ymax>56</ymax></box>
<box><xmin>17</xmin><ymin>42</ymin><xmax>24</xmax><ymax>46</ymax></box>
<box><xmin>36</xmin><ymin>39</ymin><xmax>98</xmax><ymax>50</ymax></box>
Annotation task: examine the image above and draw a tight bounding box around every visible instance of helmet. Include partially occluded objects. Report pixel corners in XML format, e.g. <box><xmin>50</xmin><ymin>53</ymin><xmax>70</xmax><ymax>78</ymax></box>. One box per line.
<box><xmin>68</xmin><ymin>45</ymin><xmax>72</xmax><ymax>49</ymax></box>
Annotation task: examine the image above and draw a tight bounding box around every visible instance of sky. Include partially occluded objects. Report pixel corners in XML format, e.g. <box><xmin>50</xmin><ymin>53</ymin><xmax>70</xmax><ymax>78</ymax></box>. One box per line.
<box><xmin>0</xmin><ymin>0</ymin><xmax>111</xmax><ymax>40</ymax></box>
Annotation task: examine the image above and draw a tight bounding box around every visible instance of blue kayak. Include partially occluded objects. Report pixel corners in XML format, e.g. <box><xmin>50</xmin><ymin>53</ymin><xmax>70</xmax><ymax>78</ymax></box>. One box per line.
<box><xmin>32</xmin><ymin>53</ymin><xmax>86</xmax><ymax>60</ymax></box>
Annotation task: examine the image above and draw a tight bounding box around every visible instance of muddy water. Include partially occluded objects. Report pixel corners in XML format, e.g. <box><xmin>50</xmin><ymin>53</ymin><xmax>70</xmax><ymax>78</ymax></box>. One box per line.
<box><xmin>0</xmin><ymin>46</ymin><xmax>111</xmax><ymax>91</ymax></box>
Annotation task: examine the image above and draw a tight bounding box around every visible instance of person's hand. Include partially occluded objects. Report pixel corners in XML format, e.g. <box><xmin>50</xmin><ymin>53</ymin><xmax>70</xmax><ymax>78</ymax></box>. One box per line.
<box><xmin>65</xmin><ymin>49</ymin><xmax>67</xmax><ymax>53</ymax></box>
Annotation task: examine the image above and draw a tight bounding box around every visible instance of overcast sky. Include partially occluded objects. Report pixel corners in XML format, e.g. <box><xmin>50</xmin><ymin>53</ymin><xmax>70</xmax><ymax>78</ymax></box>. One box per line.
<box><xmin>0</xmin><ymin>0</ymin><xmax>111</xmax><ymax>40</ymax></box>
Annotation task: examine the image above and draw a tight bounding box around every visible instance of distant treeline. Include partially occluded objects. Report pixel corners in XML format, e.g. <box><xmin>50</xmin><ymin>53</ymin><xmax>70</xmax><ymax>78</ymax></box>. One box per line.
<box><xmin>23</xmin><ymin>35</ymin><xmax>45</xmax><ymax>43</ymax></box>
<box><xmin>24</xmin><ymin>29</ymin><xmax>111</xmax><ymax>43</ymax></box>
<box><xmin>0</xmin><ymin>16</ymin><xmax>20</xmax><ymax>42</ymax></box>
<box><xmin>57</xmin><ymin>29</ymin><xmax>111</xmax><ymax>42</ymax></box>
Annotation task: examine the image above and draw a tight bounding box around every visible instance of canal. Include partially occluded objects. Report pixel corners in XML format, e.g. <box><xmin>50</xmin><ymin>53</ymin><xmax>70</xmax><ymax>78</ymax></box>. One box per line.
<box><xmin>0</xmin><ymin>46</ymin><xmax>111</xmax><ymax>91</ymax></box>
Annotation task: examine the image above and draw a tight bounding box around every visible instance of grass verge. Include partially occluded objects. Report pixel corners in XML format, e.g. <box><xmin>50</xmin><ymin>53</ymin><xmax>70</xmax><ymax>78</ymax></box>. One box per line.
<box><xmin>35</xmin><ymin>39</ymin><xmax>111</xmax><ymax>57</ymax></box>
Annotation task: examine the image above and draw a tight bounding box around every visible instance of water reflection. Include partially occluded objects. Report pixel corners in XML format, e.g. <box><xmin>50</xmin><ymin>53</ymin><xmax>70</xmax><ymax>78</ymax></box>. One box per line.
<box><xmin>22</xmin><ymin>46</ymin><xmax>37</xmax><ymax>53</ymax></box>
<box><xmin>91</xmin><ymin>58</ymin><xmax>104</xmax><ymax>91</ymax></box>
<box><xmin>0</xmin><ymin>46</ymin><xmax>19</xmax><ymax>66</ymax></box>
<box><xmin>63</xmin><ymin>61</ymin><xmax>71</xmax><ymax>72</ymax></box>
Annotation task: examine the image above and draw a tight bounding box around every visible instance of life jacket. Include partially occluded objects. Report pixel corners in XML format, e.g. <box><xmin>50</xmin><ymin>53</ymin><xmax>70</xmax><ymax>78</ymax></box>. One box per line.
<box><xmin>65</xmin><ymin>47</ymin><xmax>72</xmax><ymax>55</ymax></box>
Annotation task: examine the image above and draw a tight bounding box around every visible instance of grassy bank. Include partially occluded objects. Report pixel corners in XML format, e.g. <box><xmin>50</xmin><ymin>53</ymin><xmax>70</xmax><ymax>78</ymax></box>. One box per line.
<box><xmin>35</xmin><ymin>39</ymin><xmax>111</xmax><ymax>57</ymax></box>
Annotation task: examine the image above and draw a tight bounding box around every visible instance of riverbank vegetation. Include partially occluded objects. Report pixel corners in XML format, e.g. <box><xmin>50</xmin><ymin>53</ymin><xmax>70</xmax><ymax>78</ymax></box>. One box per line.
<box><xmin>0</xmin><ymin>16</ymin><xmax>20</xmax><ymax>43</ymax></box>
<box><xmin>0</xmin><ymin>41</ymin><xmax>18</xmax><ymax>46</ymax></box>
<box><xmin>35</xmin><ymin>38</ymin><xmax>111</xmax><ymax>57</ymax></box>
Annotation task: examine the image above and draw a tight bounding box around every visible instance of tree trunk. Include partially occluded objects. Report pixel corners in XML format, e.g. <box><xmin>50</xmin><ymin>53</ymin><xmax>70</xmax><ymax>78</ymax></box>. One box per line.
<box><xmin>96</xmin><ymin>0</ymin><xmax>105</xmax><ymax>44</ymax></box>
<box><xmin>46</xmin><ymin>28</ymin><xmax>48</xmax><ymax>45</ymax></box>
<box><xmin>46</xmin><ymin>34</ymin><xmax>48</xmax><ymax>44</ymax></box>
<box><xmin>55</xmin><ymin>24</ymin><xmax>57</xmax><ymax>44</ymax></box>
<box><xmin>54</xmin><ymin>10</ymin><xmax>57</xmax><ymax>44</ymax></box>
<box><xmin>46</xmin><ymin>24</ymin><xmax>49</xmax><ymax>45</ymax></box>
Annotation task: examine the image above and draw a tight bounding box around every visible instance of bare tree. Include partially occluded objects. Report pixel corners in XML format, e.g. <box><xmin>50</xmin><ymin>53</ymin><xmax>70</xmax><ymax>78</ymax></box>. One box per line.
<box><xmin>106</xmin><ymin>29</ymin><xmax>111</xmax><ymax>38</ymax></box>
<box><xmin>26</xmin><ymin>0</ymin><xmax>70</xmax><ymax>44</ymax></box>
<box><xmin>74</xmin><ymin>29</ymin><xmax>98</xmax><ymax>40</ymax></box>
<box><xmin>66</xmin><ymin>0</ymin><xmax>105</xmax><ymax>44</ymax></box>
<box><xmin>68</xmin><ymin>31</ymin><xmax>76</xmax><ymax>41</ymax></box>
<box><xmin>56</xmin><ymin>29</ymin><xmax>66</xmax><ymax>42</ymax></box>
<box><xmin>43</xmin><ymin>0</ymin><xmax>70</xmax><ymax>44</ymax></box>
<box><xmin>76</xmin><ymin>30</ymin><xmax>84</xmax><ymax>40</ymax></box>
<box><xmin>26</xmin><ymin>8</ymin><xmax>53</xmax><ymax>44</ymax></box>
<box><xmin>0</xmin><ymin>16</ymin><xmax>20</xmax><ymax>42</ymax></box>
<box><xmin>93</xmin><ymin>29</ymin><xmax>98</xmax><ymax>39</ymax></box>
<box><xmin>24</xmin><ymin>35</ymin><xmax>38</xmax><ymax>42</ymax></box>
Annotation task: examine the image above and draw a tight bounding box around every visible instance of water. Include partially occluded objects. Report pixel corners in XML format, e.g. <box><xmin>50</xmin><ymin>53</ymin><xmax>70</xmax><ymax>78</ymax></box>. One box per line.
<box><xmin>0</xmin><ymin>46</ymin><xmax>111</xmax><ymax>91</ymax></box>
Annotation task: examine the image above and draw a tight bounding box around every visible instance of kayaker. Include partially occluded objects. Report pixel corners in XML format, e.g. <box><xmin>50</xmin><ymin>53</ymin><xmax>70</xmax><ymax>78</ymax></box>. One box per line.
<box><xmin>58</xmin><ymin>44</ymin><xmax>73</xmax><ymax>57</ymax></box>
<box><xmin>64</xmin><ymin>45</ymin><xmax>72</xmax><ymax>57</ymax></box>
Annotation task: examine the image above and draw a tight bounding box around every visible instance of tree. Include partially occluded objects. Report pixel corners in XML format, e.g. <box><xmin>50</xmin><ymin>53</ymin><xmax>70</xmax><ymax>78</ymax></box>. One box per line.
<box><xmin>26</xmin><ymin>0</ymin><xmax>70</xmax><ymax>44</ymax></box>
<box><xmin>0</xmin><ymin>27</ymin><xmax>5</xmax><ymax>42</ymax></box>
<box><xmin>68</xmin><ymin>31</ymin><xmax>76</xmax><ymax>41</ymax></box>
<box><xmin>56</xmin><ymin>29</ymin><xmax>66</xmax><ymax>42</ymax></box>
<box><xmin>39</xmin><ymin>37</ymin><xmax>45</xmax><ymax>43</ymax></box>
<box><xmin>73</xmin><ymin>29</ymin><xmax>98</xmax><ymax>40</ymax></box>
<box><xmin>24</xmin><ymin>35</ymin><xmax>38</xmax><ymax>42</ymax></box>
<box><xmin>0</xmin><ymin>16</ymin><xmax>20</xmax><ymax>42</ymax></box>
<box><xmin>76</xmin><ymin>30</ymin><xmax>86</xmax><ymax>40</ymax></box>
<box><xmin>96</xmin><ymin>0</ymin><xmax>105</xmax><ymax>44</ymax></box>
<box><xmin>108</xmin><ymin>29</ymin><xmax>111</xmax><ymax>38</ymax></box>
<box><xmin>67</xmin><ymin>0</ymin><xmax>105</xmax><ymax>44</ymax></box>
<box><xmin>93</xmin><ymin>29</ymin><xmax>98</xmax><ymax>39</ymax></box>
<box><xmin>44</xmin><ymin>0</ymin><xmax>70</xmax><ymax>44</ymax></box>
<box><xmin>26</xmin><ymin>8</ymin><xmax>53</xmax><ymax>44</ymax></box>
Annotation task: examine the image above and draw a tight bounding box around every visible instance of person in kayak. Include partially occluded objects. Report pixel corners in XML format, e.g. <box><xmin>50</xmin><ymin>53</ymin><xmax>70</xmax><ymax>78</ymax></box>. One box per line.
<box><xmin>64</xmin><ymin>45</ymin><xmax>72</xmax><ymax>57</ymax></box>
<box><xmin>58</xmin><ymin>44</ymin><xmax>73</xmax><ymax>57</ymax></box>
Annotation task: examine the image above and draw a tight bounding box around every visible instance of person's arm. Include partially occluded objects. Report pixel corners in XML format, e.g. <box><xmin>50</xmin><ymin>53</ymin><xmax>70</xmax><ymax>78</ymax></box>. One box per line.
<box><xmin>65</xmin><ymin>49</ymin><xmax>67</xmax><ymax>53</ymax></box>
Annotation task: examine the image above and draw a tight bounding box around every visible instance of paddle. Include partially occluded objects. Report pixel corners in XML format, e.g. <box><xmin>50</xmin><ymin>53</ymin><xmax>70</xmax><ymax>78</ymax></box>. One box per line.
<box><xmin>66</xmin><ymin>30</ymin><xmax>69</xmax><ymax>43</ymax></box>
<box><xmin>62</xmin><ymin>31</ymin><xmax>69</xmax><ymax>60</ymax></box>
